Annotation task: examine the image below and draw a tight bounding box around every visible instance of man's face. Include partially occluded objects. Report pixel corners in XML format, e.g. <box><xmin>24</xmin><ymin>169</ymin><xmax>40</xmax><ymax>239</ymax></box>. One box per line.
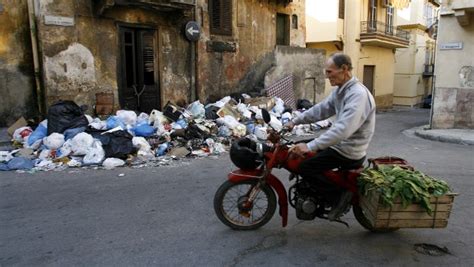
<box><xmin>325</xmin><ymin>59</ymin><xmax>347</xmax><ymax>87</ymax></box>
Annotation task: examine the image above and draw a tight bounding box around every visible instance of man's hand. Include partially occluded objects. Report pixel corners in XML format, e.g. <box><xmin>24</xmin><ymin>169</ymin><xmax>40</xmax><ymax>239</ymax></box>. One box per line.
<box><xmin>288</xmin><ymin>143</ymin><xmax>311</xmax><ymax>158</ymax></box>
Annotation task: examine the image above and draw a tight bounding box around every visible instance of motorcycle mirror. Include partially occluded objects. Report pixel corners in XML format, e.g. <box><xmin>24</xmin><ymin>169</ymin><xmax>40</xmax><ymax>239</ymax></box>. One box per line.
<box><xmin>261</xmin><ymin>109</ymin><xmax>271</xmax><ymax>124</ymax></box>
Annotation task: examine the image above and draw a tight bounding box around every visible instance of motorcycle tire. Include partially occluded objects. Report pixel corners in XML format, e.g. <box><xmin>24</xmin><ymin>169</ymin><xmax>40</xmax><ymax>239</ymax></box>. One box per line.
<box><xmin>353</xmin><ymin>204</ymin><xmax>399</xmax><ymax>233</ymax></box>
<box><xmin>214</xmin><ymin>179</ymin><xmax>277</xmax><ymax>230</ymax></box>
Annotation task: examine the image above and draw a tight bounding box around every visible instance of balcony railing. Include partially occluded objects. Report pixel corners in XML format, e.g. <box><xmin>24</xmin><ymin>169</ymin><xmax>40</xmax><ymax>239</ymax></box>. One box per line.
<box><xmin>361</xmin><ymin>21</ymin><xmax>410</xmax><ymax>41</ymax></box>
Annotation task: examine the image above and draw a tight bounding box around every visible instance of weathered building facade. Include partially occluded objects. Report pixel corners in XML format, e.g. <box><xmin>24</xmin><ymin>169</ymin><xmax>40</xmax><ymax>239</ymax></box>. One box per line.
<box><xmin>306</xmin><ymin>0</ymin><xmax>412</xmax><ymax>108</ymax></box>
<box><xmin>431</xmin><ymin>0</ymin><xmax>474</xmax><ymax>129</ymax></box>
<box><xmin>0</xmin><ymin>0</ymin><xmax>36</xmax><ymax>126</ymax></box>
<box><xmin>0</xmin><ymin>0</ymin><xmax>325</xmax><ymax>126</ymax></box>
<box><xmin>393</xmin><ymin>0</ymin><xmax>439</xmax><ymax>107</ymax></box>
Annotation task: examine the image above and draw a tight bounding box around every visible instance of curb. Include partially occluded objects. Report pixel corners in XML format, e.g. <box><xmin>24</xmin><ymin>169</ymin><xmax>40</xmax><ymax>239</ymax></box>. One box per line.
<box><xmin>414</xmin><ymin>128</ymin><xmax>474</xmax><ymax>146</ymax></box>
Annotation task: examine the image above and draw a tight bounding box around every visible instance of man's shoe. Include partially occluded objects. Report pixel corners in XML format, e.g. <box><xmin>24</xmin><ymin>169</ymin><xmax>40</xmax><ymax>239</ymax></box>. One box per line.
<box><xmin>328</xmin><ymin>191</ymin><xmax>353</xmax><ymax>221</ymax></box>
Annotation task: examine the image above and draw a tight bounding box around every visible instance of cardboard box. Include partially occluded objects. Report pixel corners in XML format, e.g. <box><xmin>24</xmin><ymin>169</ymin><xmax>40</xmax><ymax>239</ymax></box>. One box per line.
<box><xmin>7</xmin><ymin>117</ymin><xmax>27</xmax><ymax>136</ymax></box>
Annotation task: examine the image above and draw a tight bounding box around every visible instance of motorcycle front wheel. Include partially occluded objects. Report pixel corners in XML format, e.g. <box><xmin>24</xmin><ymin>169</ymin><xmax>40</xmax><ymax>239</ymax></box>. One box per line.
<box><xmin>214</xmin><ymin>179</ymin><xmax>277</xmax><ymax>230</ymax></box>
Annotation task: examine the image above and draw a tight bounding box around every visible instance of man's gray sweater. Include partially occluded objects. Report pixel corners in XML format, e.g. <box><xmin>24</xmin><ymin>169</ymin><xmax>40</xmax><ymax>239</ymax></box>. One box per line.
<box><xmin>292</xmin><ymin>77</ymin><xmax>376</xmax><ymax>160</ymax></box>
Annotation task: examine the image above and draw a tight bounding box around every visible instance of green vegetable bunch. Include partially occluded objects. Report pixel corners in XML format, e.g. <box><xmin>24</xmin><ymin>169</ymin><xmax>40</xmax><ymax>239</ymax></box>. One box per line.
<box><xmin>358</xmin><ymin>165</ymin><xmax>451</xmax><ymax>215</ymax></box>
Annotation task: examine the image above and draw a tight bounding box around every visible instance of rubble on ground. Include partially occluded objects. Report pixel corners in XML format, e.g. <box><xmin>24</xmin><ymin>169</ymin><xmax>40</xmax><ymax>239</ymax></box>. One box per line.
<box><xmin>0</xmin><ymin>95</ymin><xmax>332</xmax><ymax>172</ymax></box>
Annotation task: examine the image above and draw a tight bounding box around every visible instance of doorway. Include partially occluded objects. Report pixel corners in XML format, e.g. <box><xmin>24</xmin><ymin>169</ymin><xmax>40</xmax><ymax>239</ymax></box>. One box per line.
<box><xmin>276</xmin><ymin>13</ymin><xmax>290</xmax><ymax>46</ymax></box>
<box><xmin>363</xmin><ymin>65</ymin><xmax>375</xmax><ymax>95</ymax></box>
<box><xmin>119</xmin><ymin>26</ymin><xmax>160</xmax><ymax>113</ymax></box>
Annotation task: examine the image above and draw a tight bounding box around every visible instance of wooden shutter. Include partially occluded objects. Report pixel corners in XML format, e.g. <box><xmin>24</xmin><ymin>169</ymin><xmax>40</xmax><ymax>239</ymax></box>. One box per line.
<box><xmin>210</xmin><ymin>0</ymin><xmax>232</xmax><ymax>35</ymax></box>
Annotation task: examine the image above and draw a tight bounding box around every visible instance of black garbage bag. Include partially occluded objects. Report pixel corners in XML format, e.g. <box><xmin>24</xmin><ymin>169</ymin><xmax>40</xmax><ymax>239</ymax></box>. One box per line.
<box><xmin>297</xmin><ymin>99</ymin><xmax>313</xmax><ymax>110</ymax></box>
<box><xmin>47</xmin><ymin>100</ymin><xmax>89</xmax><ymax>135</ymax></box>
<box><xmin>98</xmin><ymin>130</ymin><xmax>135</xmax><ymax>159</ymax></box>
<box><xmin>205</xmin><ymin>106</ymin><xmax>220</xmax><ymax>120</ymax></box>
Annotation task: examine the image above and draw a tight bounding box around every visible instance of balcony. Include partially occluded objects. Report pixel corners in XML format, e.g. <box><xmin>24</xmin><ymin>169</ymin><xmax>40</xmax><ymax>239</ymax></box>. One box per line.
<box><xmin>360</xmin><ymin>21</ymin><xmax>410</xmax><ymax>49</ymax></box>
<box><xmin>423</xmin><ymin>64</ymin><xmax>435</xmax><ymax>77</ymax></box>
<box><xmin>94</xmin><ymin>0</ymin><xmax>195</xmax><ymax>15</ymax></box>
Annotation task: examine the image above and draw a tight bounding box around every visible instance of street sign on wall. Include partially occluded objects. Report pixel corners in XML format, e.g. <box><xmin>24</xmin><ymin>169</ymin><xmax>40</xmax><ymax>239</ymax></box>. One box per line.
<box><xmin>185</xmin><ymin>21</ymin><xmax>200</xmax><ymax>42</ymax></box>
<box><xmin>440</xmin><ymin>42</ymin><xmax>463</xmax><ymax>50</ymax></box>
<box><xmin>44</xmin><ymin>15</ymin><xmax>75</xmax><ymax>27</ymax></box>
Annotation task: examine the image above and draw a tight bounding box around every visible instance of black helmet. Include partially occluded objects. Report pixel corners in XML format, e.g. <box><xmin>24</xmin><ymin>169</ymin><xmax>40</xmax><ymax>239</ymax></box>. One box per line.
<box><xmin>230</xmin><ymin>138</ymin><xmax>262</xmax><ymax>170</ymax></box>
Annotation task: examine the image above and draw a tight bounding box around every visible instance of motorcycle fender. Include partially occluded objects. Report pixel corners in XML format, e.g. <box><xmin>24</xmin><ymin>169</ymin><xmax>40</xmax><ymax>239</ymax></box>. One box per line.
<box><xmin>228</xmin><ymin>170</ymin><xmax>288</xmax><ymax>228</ymax></box>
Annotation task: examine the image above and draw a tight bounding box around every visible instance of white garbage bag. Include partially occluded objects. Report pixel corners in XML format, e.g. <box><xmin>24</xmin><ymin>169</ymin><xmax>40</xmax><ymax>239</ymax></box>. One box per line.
<box><xmin>102</xmin><ymin>158</ymin><xmax>125</xmax><ymax>169</ymax></box>
<box><xmin>137</xmin><ymin>112</ymin><xmax>150</xmax><ymax>125</ymax></box>
<box><xmin>83</xmin><ymin>140</ymin><xmax>105</xmax><ymax>165</ymax></box>
<box><xmin>269</xmin><ymin>115</ymin><xmax>283</xmax><ymax>132</ymax></box>
<box><xmin>254</xmin><ymin>125</ymin><xmax>268</xmax><ymax>141</ymax></box>
<box><xmin>187</xmin><ymin>100</ymin><xmax>205</xmax><ymax>119</ymax></box>
<box><xmin>12</xmin><ymin>126</ymin><xmax>33</xmax><ymax>143</ymax></box>
<box><xmin>59</xmin><ymin>139</ymin><xmax>73</xmax><ymax>157</ymax></box>
<box><xmin>0</xmin><ymin>151</ymin><xmax>13</xmax><ymax>162</ymax></box>
<box><xmin>70</xmin><ymin>132</ymin><xmax>94</xmax><ymax>155</ymax></box>
<box><xmin>116</xmin><ymin>110</ymin><xmax>137</xmax><ymax>126</ymax></box>
<box><xmin>149</xmin><ymin>109</ymin><xmax>168</xmax><ymax>126</ymax></box>
<box><xmin>38</xmin><ymin>149</ymin><xmax>52</xmax><ymax>160</ymax></box>
<box><xmin>89</xmin><ymin>118</ymin><xmax>107</xmax><ymax>130</ymax></box>
<box><xmin>43</xmin><ymin>133</ymin><xmax>65</xmax><ymax>150</ymax></box>
<box><xmin>236</xmin><ymin>103</ymin><xmax>252</xmax><ymax>119</ymax></box>
<box><xmin>85</xmin><ymin>114</ymin><xmax>94</xmax><ymax>124</ymax></box>
<box><xmin>132</xmin><ymin>137</ymin><xmax>154</xmax><ymax>158</ymax></box>
<box><xmin>272</xmin><ymin>97</ymin><xmax>285</xmax><ymax>116</ymax></box>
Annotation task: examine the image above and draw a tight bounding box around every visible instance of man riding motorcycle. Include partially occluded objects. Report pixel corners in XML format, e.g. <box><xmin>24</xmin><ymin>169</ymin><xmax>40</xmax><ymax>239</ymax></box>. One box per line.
<box><xmin>285</xmin><ymin>53</ymin><xmax>376</xmax><ymax>220</ymax></box>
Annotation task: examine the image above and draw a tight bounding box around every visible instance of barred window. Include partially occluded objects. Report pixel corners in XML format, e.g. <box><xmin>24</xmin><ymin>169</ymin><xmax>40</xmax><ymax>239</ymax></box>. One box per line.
<box><xmin>209</xmin><ymin>0</ymin><xmax>233</xmax><ymax>36</ymax></box>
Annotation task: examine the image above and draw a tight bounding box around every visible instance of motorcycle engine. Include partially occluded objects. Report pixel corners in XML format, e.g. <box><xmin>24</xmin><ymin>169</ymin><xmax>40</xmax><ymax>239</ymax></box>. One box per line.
<box><xmin>290</xmin><ymin>180</ymin><xmax>329</xmax><ymax>220</ymax></box>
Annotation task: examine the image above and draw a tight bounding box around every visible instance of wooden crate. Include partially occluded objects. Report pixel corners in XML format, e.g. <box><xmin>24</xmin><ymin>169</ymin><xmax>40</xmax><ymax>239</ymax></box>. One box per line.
<box><xmin>360</xmin><ymin>191</ymin><xmax>456</xmax><ymax>229</ymax></box>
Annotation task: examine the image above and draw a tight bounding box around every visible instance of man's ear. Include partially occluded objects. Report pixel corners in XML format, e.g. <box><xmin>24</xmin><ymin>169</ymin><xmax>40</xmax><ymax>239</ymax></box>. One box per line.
<box><xmin>341</xmin><ymin>64</ymin><xmax>348</xmax><ymax>71</ymax></box>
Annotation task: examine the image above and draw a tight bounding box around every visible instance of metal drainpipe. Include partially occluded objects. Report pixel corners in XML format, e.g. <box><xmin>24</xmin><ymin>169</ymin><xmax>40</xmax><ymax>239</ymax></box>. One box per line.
<box><xmin>429</xmin><ymin>8</ymin><xmax>441</xmax><ymax>129</ymax></box>
<box><xmin>193</xmin><ymin>3</ymin><xmax>199</xmax><ymax>102</ymax></box>
<box><xmin>27</xmin><ymin>0</ymin><xmax>44</xmax><ymax>115</ymax></box>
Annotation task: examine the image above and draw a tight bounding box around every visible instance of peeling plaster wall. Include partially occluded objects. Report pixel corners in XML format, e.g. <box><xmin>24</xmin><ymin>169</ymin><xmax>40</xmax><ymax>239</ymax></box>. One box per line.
<box><xmin>265</xmin><ymin>46</ymin><xmax>326</xmax><ymax>104</ymax></box>
<box><xmin>0</xmin><ymin>0</ymin><xmax>36</xmax><ymax>126</ymax></box>
<box><xmin>196</xmin><ymin>0</ymin><xmax>306</xmax><ymax>101</ymax></box>
<box><xmin>36</xmin><ymin>0</ymin><xmax>191</xmax><ymax>111</ymax></box>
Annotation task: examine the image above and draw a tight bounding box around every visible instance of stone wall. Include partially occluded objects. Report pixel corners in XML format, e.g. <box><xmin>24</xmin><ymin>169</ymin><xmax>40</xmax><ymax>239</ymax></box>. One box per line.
<box><xmin>0</xmin><ymin>0</ymin><xmax>36</xmax><ymax>126</ymax></box>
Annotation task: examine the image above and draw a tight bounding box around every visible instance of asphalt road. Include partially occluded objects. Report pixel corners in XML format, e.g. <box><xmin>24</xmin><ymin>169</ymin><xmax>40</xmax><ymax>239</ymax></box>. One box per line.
<box><xmin>1</xmin><ymin>108</ymin><xmax>473</xmax><ymax>266</ymax></box>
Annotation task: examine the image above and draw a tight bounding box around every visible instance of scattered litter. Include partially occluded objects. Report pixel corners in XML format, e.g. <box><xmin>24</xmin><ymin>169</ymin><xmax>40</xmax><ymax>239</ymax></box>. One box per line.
<box><xmin>118</xmin><ymin>173</ymin><xmax>125</xmax><ymax>177</ymax></box>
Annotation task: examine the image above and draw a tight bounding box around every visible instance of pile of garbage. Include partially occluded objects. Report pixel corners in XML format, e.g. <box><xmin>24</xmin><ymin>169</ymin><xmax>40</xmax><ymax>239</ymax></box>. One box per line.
<box><xmin>0</xmin><ymin>95</ymin><xmax>330</xmax><ymax>172</ymax></box>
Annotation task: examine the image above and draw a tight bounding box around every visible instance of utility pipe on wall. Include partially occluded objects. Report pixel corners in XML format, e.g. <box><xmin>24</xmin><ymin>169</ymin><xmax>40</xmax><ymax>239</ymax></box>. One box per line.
<box><xmin>27</xmin><ymin>0</ymin><xmax>44</xmax><ymax>115</ymax></box>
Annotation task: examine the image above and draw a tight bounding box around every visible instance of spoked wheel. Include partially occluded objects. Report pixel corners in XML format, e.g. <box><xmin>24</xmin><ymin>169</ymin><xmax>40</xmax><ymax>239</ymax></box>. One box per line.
<box><xmin>353</xmin><ymin>204</ymin><xmax>399</xmax><ymax>233</ymax></box>
<box><xmin>214</xmin><ymin>180</ymin><xmax>277</xmax><ymax>230</ymax></box>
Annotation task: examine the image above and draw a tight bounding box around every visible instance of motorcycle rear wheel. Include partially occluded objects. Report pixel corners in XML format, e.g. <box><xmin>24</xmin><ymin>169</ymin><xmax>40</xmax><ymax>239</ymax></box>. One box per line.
<box><xmin>353</xmin><ymin>204</ymin><xmax>399</xmax><ymax>233</ymax></box>
<box><xmin>214</xmin><ymin>179</ymin><xmax>277</xmax><ymax>230</ymax></box>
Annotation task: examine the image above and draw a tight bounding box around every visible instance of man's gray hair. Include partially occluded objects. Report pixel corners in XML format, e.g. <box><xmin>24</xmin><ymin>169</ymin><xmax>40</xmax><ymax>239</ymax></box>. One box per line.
<box><xmin>329</xmin><ymin>53</ymin><xmax>353</xmax><ymax>71</ymax></box>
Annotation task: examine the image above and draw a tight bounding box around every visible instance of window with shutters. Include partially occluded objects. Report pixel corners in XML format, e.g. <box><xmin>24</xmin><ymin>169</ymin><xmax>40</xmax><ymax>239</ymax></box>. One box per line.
<box><xmin>209</xmin><ymin>0</ymin><xmax>233</xmax><ymax>36</ymax></box>
<box><xmin>339</xmin><ymin>0</ymin><xmax>345</xmax><ymax>19</ymax></box>
<box><xmin>368</xmin><ymin>0</ymin><xmax>377</xmax><ymax>30</ymax></box>
<box><xmin>386</xmin><ymin>5</ymin><xmax>394</xmax><ymax>35</ymax></box>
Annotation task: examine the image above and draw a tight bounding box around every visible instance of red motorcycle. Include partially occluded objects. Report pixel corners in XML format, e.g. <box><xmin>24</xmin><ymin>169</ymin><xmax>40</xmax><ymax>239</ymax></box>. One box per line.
<box><xmin>213</xmin><ymin>110</ymin><xmax>393</xmax><ymax>232</ymax></box>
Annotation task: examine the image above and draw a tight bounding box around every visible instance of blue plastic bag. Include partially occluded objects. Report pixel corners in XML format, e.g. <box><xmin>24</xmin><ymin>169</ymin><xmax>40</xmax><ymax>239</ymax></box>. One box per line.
<box><xmin>7</xmin><ymin>157</ymin><xmax>34</xmax><ymax>170</ymax></box>
<box><xmin>64</xmin><ymin>127</ymin><xmax>86</xmax><ymax>140</ymax></box>
<box><xmin>28</xmin><ymin>121</ymin><xmax>47</xmax><ymax>146</ymax></box>
<box><xmin>106</xmin><ymin>116</ymin><xmax>126</xmax><ymax>130</ymax></box>
<box><xmin>0</xmin><ymin>163</ymin><xmax>9</xmax><ymax>171</ymax></box>
<box><xmin>132</xmin><ymin>123</ymin><xmax>155</xmax><ymax>137</ymax></box>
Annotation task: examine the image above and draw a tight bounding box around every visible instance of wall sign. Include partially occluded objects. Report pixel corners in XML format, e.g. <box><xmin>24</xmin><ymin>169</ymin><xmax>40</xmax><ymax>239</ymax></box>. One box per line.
<box><xmin>185</xmin><ymin>21</ymin><xmax>200</xmax><ymax>42</ymax></box>
<box><xmin>440</xmin><ymin>42</ymin><xmax>463</xmax><ymax>50</ymax></box>
<box><xmin>44</xmin><ymin>15</ymin><xmax>75</xmax><ymax>27</ymax></box>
